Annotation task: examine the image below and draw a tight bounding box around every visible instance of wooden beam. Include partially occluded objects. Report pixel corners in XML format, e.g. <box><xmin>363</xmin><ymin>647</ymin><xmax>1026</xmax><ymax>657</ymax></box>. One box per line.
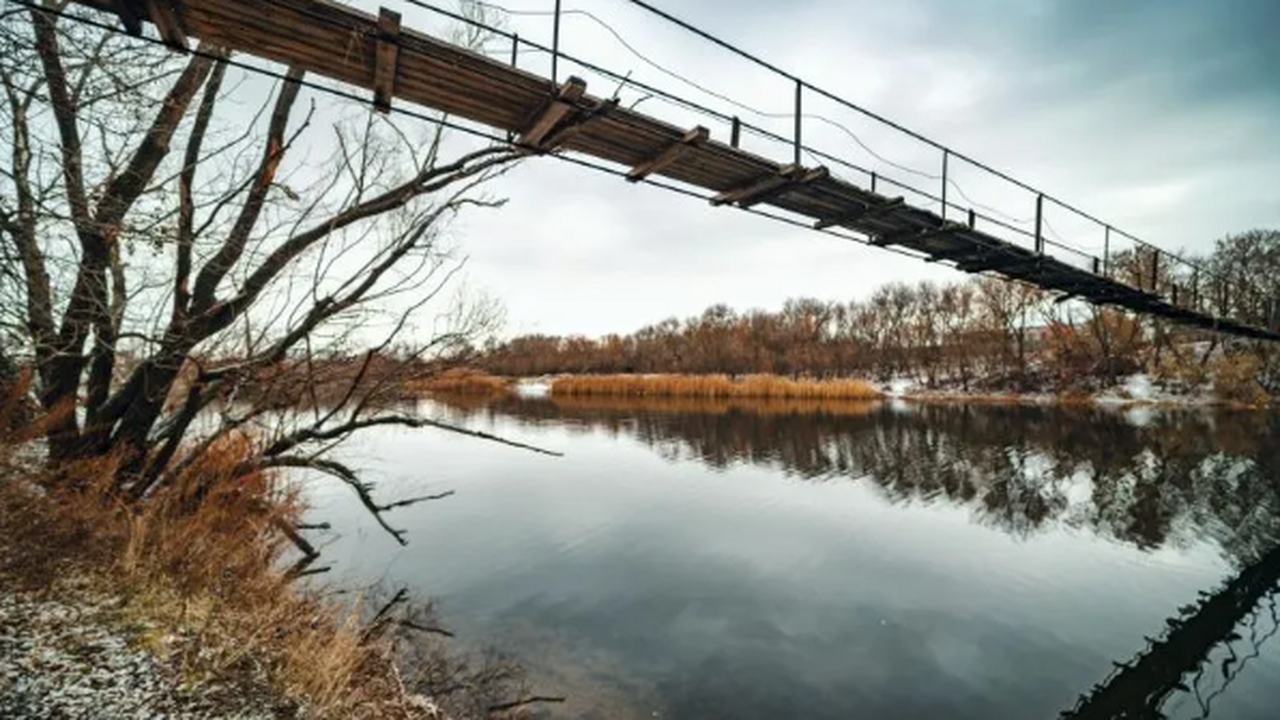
<box><xmin>957</xmin><ymin>254</ymin><xmax>1043</xmax><ymax>274</ymax></box>
<box><xmin>518</xmin><ymin>77</ymin><xmax>587</xmax><ymax>147</ymax></box>
<box><xmin>627</xmin><ymin>126</ymin><xmax>709</xmax><ymax>182</ymax></box>
<box><xmin>141</xmin><ymin>0</ymin><xmax>188</xmax><ymax>49</ymax></box>
<box><xmin>710</xmin><ymin>165</ymin><xmax>798</xmax><ymax>206</ymax></box>
<box><xmin>541</xmin><ymin>96</ymin><xmax>617</xmax><ymax>149</ymax></box>
<box><xmin>737</xmin><ymin>165</ymin><xmax>828</xmax><ymax>207</ymax></box>
<box><xmin>372</xmin><ymin>7</ymin><xmax>401</xmax><ymax>113</ymax></box>
<box><xmin>710</xmin><ymin>165</ymin><xmax>827</xmax><ymax>207</ymax></box>
<box><xmin>925</xmin><ymin>244</ymin><xmax>983</xmax><ymax>264</ymax></box>
<box><xmin>814</xmin><ymin>196</ymin><xmax>904</xmax><ymax>230</ymax></box>
<box><xmin>114</xmin><ymin>0</ymin><xmax>147</xmax><ymax>36</ymax></box>
<box><xmin>873</xmin><ymin>221</ymin><xmax>965</xmax><ymax>248</ymax></box>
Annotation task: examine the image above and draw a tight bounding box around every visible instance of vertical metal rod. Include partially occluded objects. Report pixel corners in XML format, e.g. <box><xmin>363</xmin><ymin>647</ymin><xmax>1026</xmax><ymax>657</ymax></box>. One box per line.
<box><xmin>506</xmin><ymin>33</ymin><xmax>519</xmax><ymax>144</ymax></box>
<box><xmin>1191</xmin><ymin>268</ymin><xmax>1199</xmax><ymax>310</ymax></box>
<box><xmin>870</xmin><ymin>171</ymin><xmax>877</xmax><ymax>193</ymax></box>
<box><xmin>1171</xmin><ymin>282</ymin><xmax>1179</xmax><ymax>306</ymax></box>
<box><xmin>1034</xmin><ymin>194</ymin><xmax>1044</xmax><ymax>254</ymax></box>
<box><xmin>551</xmin><ymin>0</ymin><xmax>562</xmax><ymax>85</ymax></box>
<box><xmin>1103</xmin><ymin>225</ymin><xmax>1111</xmax><ymax>278</ymax></box>
<box><xmin>1150</xmin><ymin>250</ymin><xmax>1159</xmax><ymax>293</ymax></box>
<box><xmin>793</xmin><ymin>79</ymin><xmax>802</xmax><ymax>166</ymax></box>
<box><xmin>967</xmin><ymin>208</ymin><xmax>975</xmax><ymax>229</ymax></box>
<box><xmin>940</xmin><ymin>150</ymin><xmax>949</xmax><ymax>222</ymax></box>
<box><xmin>730</xmin><ymin>116</ymin><xmax>741</xmax><ymax>148</ymax></box>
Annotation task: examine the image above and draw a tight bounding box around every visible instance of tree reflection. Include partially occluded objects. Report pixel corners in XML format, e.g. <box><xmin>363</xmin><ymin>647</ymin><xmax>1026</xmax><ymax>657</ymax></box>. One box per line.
<box><xmin>435</xmin><ymin>395</ymin><xmax>1280</xmax><ymax>718</ymax></box>
<box><xmin>456</xmin><ymin>396</ymin><xmax>1280</xmax><ymax>564</ymax></box>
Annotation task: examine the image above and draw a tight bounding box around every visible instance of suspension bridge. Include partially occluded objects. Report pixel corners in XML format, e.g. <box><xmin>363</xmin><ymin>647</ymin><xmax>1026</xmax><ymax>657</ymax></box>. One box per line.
<box><xmin>51</xmin><ymin>0</ymin><xmax>1280</xmax><ymax>342</ymax></box>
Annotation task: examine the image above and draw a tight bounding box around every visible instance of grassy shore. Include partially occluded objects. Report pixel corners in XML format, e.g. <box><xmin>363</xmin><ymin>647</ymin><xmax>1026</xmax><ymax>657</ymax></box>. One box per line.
<box><xmin>546</xmin><ymin>394</ymin><xmax>880</xmax><ymax>416</ymax></box>
<box><xmin>0</xmin><ymin>418</ymin><xmax>528</xmax><ymax>718</ymax></box>
<box><xmin>405</xmin><ymin>367</ymin><xmax>514</xmax><ymax>396</ymax></box>
<box><xmin>548</xmin><ymin>373</ymin><xmax>883</xmax><ymax>400</ymax></box>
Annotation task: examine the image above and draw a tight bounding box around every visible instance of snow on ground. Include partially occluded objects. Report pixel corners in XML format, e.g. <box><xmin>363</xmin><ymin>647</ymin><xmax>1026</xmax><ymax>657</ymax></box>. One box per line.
<box><xmin>881</xmin><ymin>378</ymin><xmax>917</xmax><ymax>398</ymax></box>
<box><xmin>513</xmin><ymin>378</ymin><xmax>550</xmax><ymax>397</ymax></box>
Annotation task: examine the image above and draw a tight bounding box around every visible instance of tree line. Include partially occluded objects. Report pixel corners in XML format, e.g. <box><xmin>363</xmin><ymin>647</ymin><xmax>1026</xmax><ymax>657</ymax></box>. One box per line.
<box><xmin>478</xmin><ymin>230</ymin><xmax>1280</xmax><ymax>398</ymax></box>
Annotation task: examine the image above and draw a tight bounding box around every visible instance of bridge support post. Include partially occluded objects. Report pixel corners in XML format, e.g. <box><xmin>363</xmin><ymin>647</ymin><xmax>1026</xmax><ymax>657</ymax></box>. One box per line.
<box><xmin>730</xmin><ymin>116</ymin><xmax>741</xmax><ymax>148</ymax></box>
<box><xmin>1150</xmin><ymin>250</ymin><xmax>1160</xmax><ymax>294</ymax></box>
<box><xmin>372</xmin><ymin>8</ymin><xmax>402</xmax><ymax>113</ymax></box>
<box><xmin>941</xmin><ymin>150</ymin><xmax>949</xmax><ymax>222</ymax></box>
<box><xmin>793</xmin><ymin>80</ymin><xmax>802</xmax><ymax>166</ymax></box>
<box><xmin>551</xmin><ymin>0</ymin><xmax>562</xmax><ymax>84</ymax></box>
<box><xmin>1103</xmin><ymin>225</ymin><xmax>1111</xmax><ymax>278</ymax></box>
<box><xmin>506</xmin><ymin>33</ymin><xmax>519</xmax><ymax>142</ymax></box>
<box><xmin>1034</xmin><ymin>194</ymin><xmax>1044</xmax><ymax>254</ymax></box>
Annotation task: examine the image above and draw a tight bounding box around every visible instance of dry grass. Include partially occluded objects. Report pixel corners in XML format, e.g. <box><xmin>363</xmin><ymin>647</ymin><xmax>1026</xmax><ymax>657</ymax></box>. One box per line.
<box><xmin>1212</xmin><ymin>354</ymin><xmax>1271</xmax><ymax>408</ymax></box>
<box><xmin>547</xmin><ymin>393</ymin><xmax>880</xmax><ymax>417</ymax></box>
<box><xmin>0</xmin><ymin>379</ymin><xmax>529</xmax><ymax>718</ymax></box>
<box><xmin>549</xmin><ymin>373</ymin><xmax>882</xmax><ymax>400</ymax></box>
<box><xmin>0</xmin><ymin>440</ymin><xmax>412</xmax><ymax>717</ymax></box>
<box><xmin>405</xmin><ymin>367</ymin><xmax>513</xmax><ymax>396</ymax></box>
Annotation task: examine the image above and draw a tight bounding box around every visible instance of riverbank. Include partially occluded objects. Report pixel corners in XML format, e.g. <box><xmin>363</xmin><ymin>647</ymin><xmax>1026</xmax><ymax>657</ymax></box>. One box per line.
<box><xmin>418</xmin><ymin>370</ymin><xmax>1272</xmax><ymax>410</ymax></box>
<box><xmin>0</xmin><ymin>578</ymin><xmax>289</xmax><ymax>719</ymax></box>
<box><xmin>549</xmin><ymin>373</ymin><xmax>882</xmax><ymax>400</ymax></box>
<box><xmin>0</xmin><ymin>442</ymin><xmax>535</xmax><ymax>719</ymax></box>
<box><xmin>0</xmin><ymin>465</ymin><xmax>414</xmax><ymax>719</ymax></box>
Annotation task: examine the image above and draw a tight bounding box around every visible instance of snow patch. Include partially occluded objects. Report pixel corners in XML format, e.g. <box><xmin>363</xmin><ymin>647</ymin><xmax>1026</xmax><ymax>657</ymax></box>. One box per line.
<box><xmin>883</xmin><ymin>378</ymin><xmax>917</xmax><ymax>398</ymax></box>
<box><xmin>1124</xmin><ymin>374</ymin><xmax>1154</xmax><ymax>401</ymax></box>
<box><xmin>513</xmin><ymin>379</ymin><xmax>549</xmax><ymax>398</ymax></box>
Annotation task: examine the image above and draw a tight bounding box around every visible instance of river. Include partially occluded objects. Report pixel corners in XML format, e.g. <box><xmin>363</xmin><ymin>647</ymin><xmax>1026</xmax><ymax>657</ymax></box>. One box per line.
<box><xmin>306</xmin><ymin>395</ymin><xmax>1280</xmax><ymax>720</ymax></box>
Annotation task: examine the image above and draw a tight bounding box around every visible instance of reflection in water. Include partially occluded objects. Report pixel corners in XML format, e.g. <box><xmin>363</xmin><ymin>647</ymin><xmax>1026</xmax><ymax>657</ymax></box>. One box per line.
<box><xmin>381</xmin><ymin>396</ymin><xmax>1280</xmax><ymax>719</ymax></box>
<box><xmin>453</xmin><ymin>397</ymin><xmax>1280</xmax><ymax>564</ymax></box>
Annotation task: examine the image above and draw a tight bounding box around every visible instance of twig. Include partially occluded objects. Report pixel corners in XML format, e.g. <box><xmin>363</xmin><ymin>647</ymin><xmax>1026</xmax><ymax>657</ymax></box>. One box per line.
<box><xmin>487</xmin><ymin>695</ymin><xmax>567</xmax><ymax>715</ymax></box>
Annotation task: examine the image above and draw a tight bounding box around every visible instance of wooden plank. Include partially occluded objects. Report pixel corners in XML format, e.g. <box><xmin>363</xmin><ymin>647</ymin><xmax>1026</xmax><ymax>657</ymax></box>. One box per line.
<box><xmin>710</xmin><ymin>166</ymin><xmax>798</xmax><ymax>206</ymax></box>
<box><xmin>739</xmin><ymin>166</ymin><xmax>828</xmax><ymax>208</ymax></box>
<box><xmin>872</xmin><ymin>221</ymin><xmax>965</xmax><ymax>248</ymax></box>
<box><xmin>814</xmin><ymin>196</ymin><xmax>904</xmax><ymax>230</ymax></box>
<box><xmin>372</xmin><ymin>7</ymin><xmax>401</xmax><ymax>113</ymax></box>
<box><xmin>114</xmin><ymin>0</ymin><xmax>147</xmax><ymax>35</ymax></box>
<box><xmin>627</xmin><ymin>126</ymin><xmax>709</xmax><ymax>182</ymax></box>
<box><xmin>145</xmin><ymin>0</ymin><xmax>189</xmax><ymax>50</ymax></box>
<box><xmin>518</xmin><ymin>77</ymin><xmax>587</xmax><ymax>147</ymax></box>
<box><xmin>542</xmin><ymin>97</ymin><xmax>618</xmax><ymax>149</ymax></box>
<box><xmin>957</xmin><ymin>254</ymin><xmax>1042</xmax><ymax>274</ymax></box>
<box><xmin>710</xmin><ymin>165</ymin><xmax>827</xmax><ymax>207</ymax></box>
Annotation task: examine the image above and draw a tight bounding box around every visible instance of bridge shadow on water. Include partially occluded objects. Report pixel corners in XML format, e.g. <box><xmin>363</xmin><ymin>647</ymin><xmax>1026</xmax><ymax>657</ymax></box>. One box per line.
<box><xmin>434</xmin><ymin>395</ymin><xmax>1280</xmax><ymax>719</ymax></box>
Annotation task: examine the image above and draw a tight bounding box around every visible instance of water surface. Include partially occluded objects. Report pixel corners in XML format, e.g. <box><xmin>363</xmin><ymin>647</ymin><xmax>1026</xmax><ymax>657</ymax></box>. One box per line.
<box><xmin>308</xmin><ymin>397</ymin><xmax>1280</xmax><ymax>720</ymax></box>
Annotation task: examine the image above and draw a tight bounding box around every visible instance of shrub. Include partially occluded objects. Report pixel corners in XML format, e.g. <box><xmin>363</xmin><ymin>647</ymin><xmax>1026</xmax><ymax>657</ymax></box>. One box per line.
<box><xmin>1211</xmin><ymin>354</ymin><xmax>1270</xmax><ymax>407</ymax></box>
<box><xmin>1152</xmin><ymin>352</ymin><xmax>1210</xmax><ymax>393</ymax></box>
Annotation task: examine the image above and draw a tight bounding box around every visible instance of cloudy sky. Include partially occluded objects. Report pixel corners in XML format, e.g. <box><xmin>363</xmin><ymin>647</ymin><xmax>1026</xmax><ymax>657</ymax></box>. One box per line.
<box><xmin>357</xmin><ymin>0</ymin><xmax>1279</xmax><ymax>338</ymax></box>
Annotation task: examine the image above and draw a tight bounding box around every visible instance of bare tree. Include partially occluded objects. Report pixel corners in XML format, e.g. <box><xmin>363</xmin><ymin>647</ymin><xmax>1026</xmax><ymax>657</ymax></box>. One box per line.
<box><xmin>0</xmin><ymin>2</ymin><xmax>528</xmax><ymax>535</ymax></box>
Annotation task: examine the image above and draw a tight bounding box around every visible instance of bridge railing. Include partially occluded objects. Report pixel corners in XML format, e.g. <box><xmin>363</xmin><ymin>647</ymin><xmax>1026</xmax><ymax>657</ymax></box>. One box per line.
<box><xmin>404</xmin><ymin>0</ymin><xmax>1276</xmax><ymax>332</ymax></box>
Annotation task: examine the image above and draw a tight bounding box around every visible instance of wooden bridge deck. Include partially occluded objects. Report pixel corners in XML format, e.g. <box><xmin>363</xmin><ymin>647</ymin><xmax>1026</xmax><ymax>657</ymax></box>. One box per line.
<box><xmin>72</xmin><ymin>0</ymin><xmax>1280</xmax><ymax>341</ymax></box>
